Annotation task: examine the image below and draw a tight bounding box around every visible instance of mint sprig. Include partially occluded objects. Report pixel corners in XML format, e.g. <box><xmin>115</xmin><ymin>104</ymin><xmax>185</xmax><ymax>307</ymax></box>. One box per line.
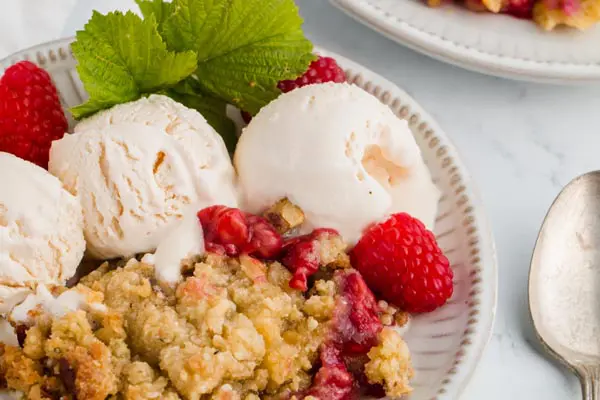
<box><xmin>160</xmin><ymin>0</ymin><xmax>316</xmax><ymax>114</ymax></box>
<box><xmin>71</xmin><ymin>11</ymin><xmax>197</xmax><ymax>120</ymax></box>
<box><xmin>136</xmin><ymin>0</ymin><xmax>172</xmax><ymax>32</ymax></box>
<box><xmin>71</xmin><ymin>0</ymin><xmax>315</xmax><ymax>147</ymax></box>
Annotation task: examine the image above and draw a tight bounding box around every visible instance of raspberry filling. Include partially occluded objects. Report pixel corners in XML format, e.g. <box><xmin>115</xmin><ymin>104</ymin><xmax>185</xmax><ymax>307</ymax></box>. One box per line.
<box><xmin>302</xmin><ymin>271</ymin><xmax>384</xmax><ymax>400</ymax></box>
<box><xmin>303</xmin><ymin>345</ymin><xmax>357</xmax><ymax>400</ymax></box>
<box><xmin>333</xmin><ymin>271</ymin><xmax>383</xmax><ymax>354</ymax></box>
<box><xmin>503</xmin><ymin>0</ymin><xmax>535</xmax><ymax>18</ymax></box>
<box><xmin>281</xmin><ymin>228</ymin><xmax>340</xmax><ymax>291</ymax></box>
<box><xmin>198</xmin><ymin>206</ymin><xmax>283</xmax><ymax>259</ymax></box>
<box><xmin>199</xmin><ymin>207</ymin><xmax>396</xmax><ymax>399</ymax></box>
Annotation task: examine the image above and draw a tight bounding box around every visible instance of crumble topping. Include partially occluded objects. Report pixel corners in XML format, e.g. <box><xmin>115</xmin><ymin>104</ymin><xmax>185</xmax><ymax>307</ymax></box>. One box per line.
<box><xmin>365</xmin><ymin>328</ymin><xmax>414</xmax><ymax>397</ymax></box>
<box><xmin>0</xmin><ymin>200</ymin><xmax>414</xmax><ymax>400</ymax></box>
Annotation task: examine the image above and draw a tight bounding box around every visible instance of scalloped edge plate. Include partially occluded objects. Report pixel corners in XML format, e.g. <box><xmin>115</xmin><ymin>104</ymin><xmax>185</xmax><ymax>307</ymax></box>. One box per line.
<box><xmin>0</xmin><ymin>38</ymin><xmax>497</xmax><ymax>400</ymax></box>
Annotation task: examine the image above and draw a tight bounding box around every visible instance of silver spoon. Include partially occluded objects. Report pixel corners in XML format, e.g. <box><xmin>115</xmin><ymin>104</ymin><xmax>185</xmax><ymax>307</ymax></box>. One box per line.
<box><xmin>530</xmin><ymin>171</ymin><xmax>600</xmax><ymax>400</ymax></box>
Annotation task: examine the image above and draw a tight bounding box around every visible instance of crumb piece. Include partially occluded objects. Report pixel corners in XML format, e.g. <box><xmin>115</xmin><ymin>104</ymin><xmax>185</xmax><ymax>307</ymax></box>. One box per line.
<box><xmin>64</xmin><ymin>343</ymin><xmax>118</xmax><ymax>400</ymax></box>
<box><xmin>365</xmin><ymin>327</ymin><xmax>413</xmax><ymax>397</ymax></box>
<box><xmin>122</xmin><ymin>361</ymin><xmax>179</xmax><ymax>399</ymax></box>
<box><xmin>23</xmin><ymin>325</ymin><xmax>47</xmax><ymax>360</ymax></box>
<box><xmin>239</xmin><ymin>255</ymin><xmax>268</xmax><ymax>285</ymax></box>
<box><xmin>303</xmin><ymin>295</ymin><xmax>335</xmax><ymax>321</ymax></box>
<box><xmin>160</xmin><ymin>343</ymin><xmax>227</xmax><ymax>398</ymax></box>
<box><xmin>377</xmin><ymin>300</ymin><xmax>410</xmax><ymax>328</ymax></box>
<box><xmin>1</xmin><ymin>346</ymin><xmax>42</xmax><ymax>392</ymax></box>
<box><xmin>317</xmin><ymin>234</ymin><xmax>350</xmax><ymax>270</ymax></box>
<box><xmin>211</xmin><ymin>383</ymin><xmax>242</xmax><ymax>400</ymax></box>
<box><xmin>395</xmin><ymin>310</ymin><xmax>410</xmax><ymax>328</ymax></box>
<box><xmin>127</xmin><ymin>300</ymin><xmax>193</xmax><ymax>365</ymax></box>
<box><xmin>263</xmin><ymin>198</ymin><xmax>305</xmax><ymax>234</ymax></box>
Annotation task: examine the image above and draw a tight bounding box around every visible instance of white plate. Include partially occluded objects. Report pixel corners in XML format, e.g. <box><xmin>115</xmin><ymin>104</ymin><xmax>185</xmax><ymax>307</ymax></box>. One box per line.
<box><xmin>0</xmin><ymin>38</ymin><xmax>497</xmax><ymax>400</ymax></box>
<box><xmin>331</xmin><ymin>0</ymin><xmax>600</xmax><ymax>84</ymax></box>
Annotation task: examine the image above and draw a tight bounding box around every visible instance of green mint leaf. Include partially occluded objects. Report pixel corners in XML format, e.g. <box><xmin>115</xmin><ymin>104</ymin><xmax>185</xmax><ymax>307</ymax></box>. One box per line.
<box><xmin>71</xmin><ymin>99</ymin><xmax>111</xmax><ymax>121</ymax></box>
<box><xmin>162</xmin><ymin>0</ymin><xmax>315</xmax><ymax>115</ymax></box>
<box><xmin>169</xmin><ymin>81</ymin><xmax>238</xmax><ymax>153</ymax></box>
<box><xmin>71</xmin><ymin>10</ymin><xmax>197</xmax><ymax>119</ymax></box>
<box><xmin>135</xmin><ymin>0</ymin><xmax>173</xmax><ymax>32</ymax></box>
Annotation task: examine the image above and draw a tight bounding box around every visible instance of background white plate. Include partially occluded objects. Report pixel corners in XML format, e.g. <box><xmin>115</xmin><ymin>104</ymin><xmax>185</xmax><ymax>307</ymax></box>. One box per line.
<box><xmin>0</xmin><ymin>38</ymin><xmax>498</xmax><ymax>400</ymax></box>
<box><xmin>331</xmin><ymin>0</ymin><xmax>600</xmax><ymax>84</ymax></box>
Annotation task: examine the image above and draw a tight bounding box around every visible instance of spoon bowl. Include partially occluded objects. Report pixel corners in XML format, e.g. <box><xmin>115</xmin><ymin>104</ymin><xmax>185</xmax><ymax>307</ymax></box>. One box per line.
<box><xmin>530</xmin><ymin>171</ymin><xmax>600</xmax><ymax>399</ymax></box>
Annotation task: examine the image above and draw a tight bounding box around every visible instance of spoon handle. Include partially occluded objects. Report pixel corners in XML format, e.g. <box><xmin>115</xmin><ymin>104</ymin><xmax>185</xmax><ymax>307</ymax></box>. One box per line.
<box><xmin>578</xmin><ymin>366</ymin><xmax>600</xmax><ymax>400</ymax></box>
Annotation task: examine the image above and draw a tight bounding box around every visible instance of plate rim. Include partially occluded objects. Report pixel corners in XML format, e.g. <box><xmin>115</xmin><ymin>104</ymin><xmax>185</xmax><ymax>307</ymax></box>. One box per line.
<box><xmin>0</xmin><ymin>37</ymin><xmax>498</xmax><ymax>400</ymax></box>
<box><xmin>330</xmin><ymin>0</ymin><xmax>600</xmax><ymax>84</ymax></box>
<box><xmin>324</xmin><ymin>48</ymin><xmax>498</xmax><ymax>399</ymax></box>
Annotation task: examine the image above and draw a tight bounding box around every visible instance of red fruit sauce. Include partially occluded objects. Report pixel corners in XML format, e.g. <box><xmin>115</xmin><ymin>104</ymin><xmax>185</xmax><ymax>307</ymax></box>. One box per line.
<box><xmin>301</xmin><ymin>271</ymin><xmax>384</xmax><ymax>400</ymax></box>
<box><xmin>197</xmin><ymin>206</ymin><xmax>283</xmax><ymax>259</ymax></box>
<box><xmin>281</xmin><ymin>228</ymin><xmax>339</xmax><ymax>291</ymax></box>
<box><xmin>503</xmin><ymin>0</ymin><xmax>535</xmax><ymax>19</ymax></box>
<box><xmin>197</xmin><ymin>207</ymin><xmax>387</xmax><ymax>399</ymax></box>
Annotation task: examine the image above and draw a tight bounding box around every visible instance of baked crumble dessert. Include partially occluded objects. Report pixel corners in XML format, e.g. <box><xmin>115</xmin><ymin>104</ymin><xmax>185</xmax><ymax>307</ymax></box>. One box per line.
<box><xmin>426</xmin><ymin>0</ymin><xmax>600</xmax><ymax>30</ymax></box>
<box><xmin>1</xmin><ymin>242</ymin><xmax>412</xmax><ymax>400</ymax></box>
<box><xmin>0</xmin><ymin>197</ymin><xmax>452</xmax><ymax>399</ymax></box>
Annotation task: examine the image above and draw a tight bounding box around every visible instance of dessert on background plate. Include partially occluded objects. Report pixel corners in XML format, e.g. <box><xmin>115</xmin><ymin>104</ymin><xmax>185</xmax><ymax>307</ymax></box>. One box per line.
<box><xmin>0</xmin><ymin>0</ymin><xmax>470</xmax><ymax>399</ymax></box>
<box><xmin>330</xmin><ymin>0</ymin><xmax>600</xmax><ymax>85</ymax></box>
<box><xmin>427</xmin><ymin>0</ymin><xmax>600</xmax><ymax>30</ymax></box>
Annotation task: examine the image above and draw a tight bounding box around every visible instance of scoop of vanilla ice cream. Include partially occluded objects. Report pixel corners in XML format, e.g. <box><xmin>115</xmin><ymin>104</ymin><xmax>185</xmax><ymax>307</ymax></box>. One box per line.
<box><xmin>234</xmin><ymin>83</ymin><xmax>440</xmax><ymax>244</ymax></box>
<box><xmin>49</xmin><ymin>95</ymin><xmax>237</xmax><ymax>259</ymax></box>
<box><xmin>0</xmin><ymin>152</ymin><xmax>85</xmax><ymax>312</ymax></box>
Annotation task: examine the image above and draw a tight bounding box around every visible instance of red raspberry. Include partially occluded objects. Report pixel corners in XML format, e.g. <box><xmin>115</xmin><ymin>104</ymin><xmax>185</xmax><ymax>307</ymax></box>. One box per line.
<box><xmin>281</xmin><ymin>228</ymin><xmax>339</xmax><ymax>291</ymax></box>
<box><xmin>198</xmin><ymin>206</ymin><xmax>283</xmax><ymax>259</ymax></box>
<box><xmin>241</xmin><ymin>56</ymin><xmax>346</xmax><ymax>124</ymax></box>
<box><xmin>241</xmin><ymin>56</ymin><xmax>347</xmax><ymax>124</ymax></box>
<box><xmin>351</xmin><ymin>213</ymin><xmax>453</xmax><ymax>313</ymax></box>
<box><xmin>502</xmin><ymin>0</ymin><xmax>535</xmax><ymax>18</ymax></box>
<box><xmin>0</xmin><ymin>61</ymin><xmax>68</xmax><ymax>169</ymax></box>
<box><xmin>278</xmin><ymin>56</ymin><xmax>347</xmax><ymax>93</ymax></box>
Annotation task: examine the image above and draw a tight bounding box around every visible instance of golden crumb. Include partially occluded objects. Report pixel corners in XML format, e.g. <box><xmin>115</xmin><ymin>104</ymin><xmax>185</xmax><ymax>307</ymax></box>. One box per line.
<box><xmin>365</xmin><ymin>327</ymin><xmax>414</xmax><ymax>397</ymax></box>
<box><xmin>0</xmin><ymin>257</ymin><xmax>336</xmax><ymax>399</ymax></box>
<box><xmin>263</xmin><ymin>198</ymin><xmax>305</xmax><ymax>234</ymax></box>
<box><xmin>1</xmin><ymin>253</ymin><xmax>413</xmax><ymax>399</ymax></box>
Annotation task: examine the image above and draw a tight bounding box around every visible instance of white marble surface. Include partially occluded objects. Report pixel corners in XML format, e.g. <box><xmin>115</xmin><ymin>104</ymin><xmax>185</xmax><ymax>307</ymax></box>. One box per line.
<box><xmin>44</xmin><ymin>0</ymin><xmax>600</xmax><ymax>398</ymax></box>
